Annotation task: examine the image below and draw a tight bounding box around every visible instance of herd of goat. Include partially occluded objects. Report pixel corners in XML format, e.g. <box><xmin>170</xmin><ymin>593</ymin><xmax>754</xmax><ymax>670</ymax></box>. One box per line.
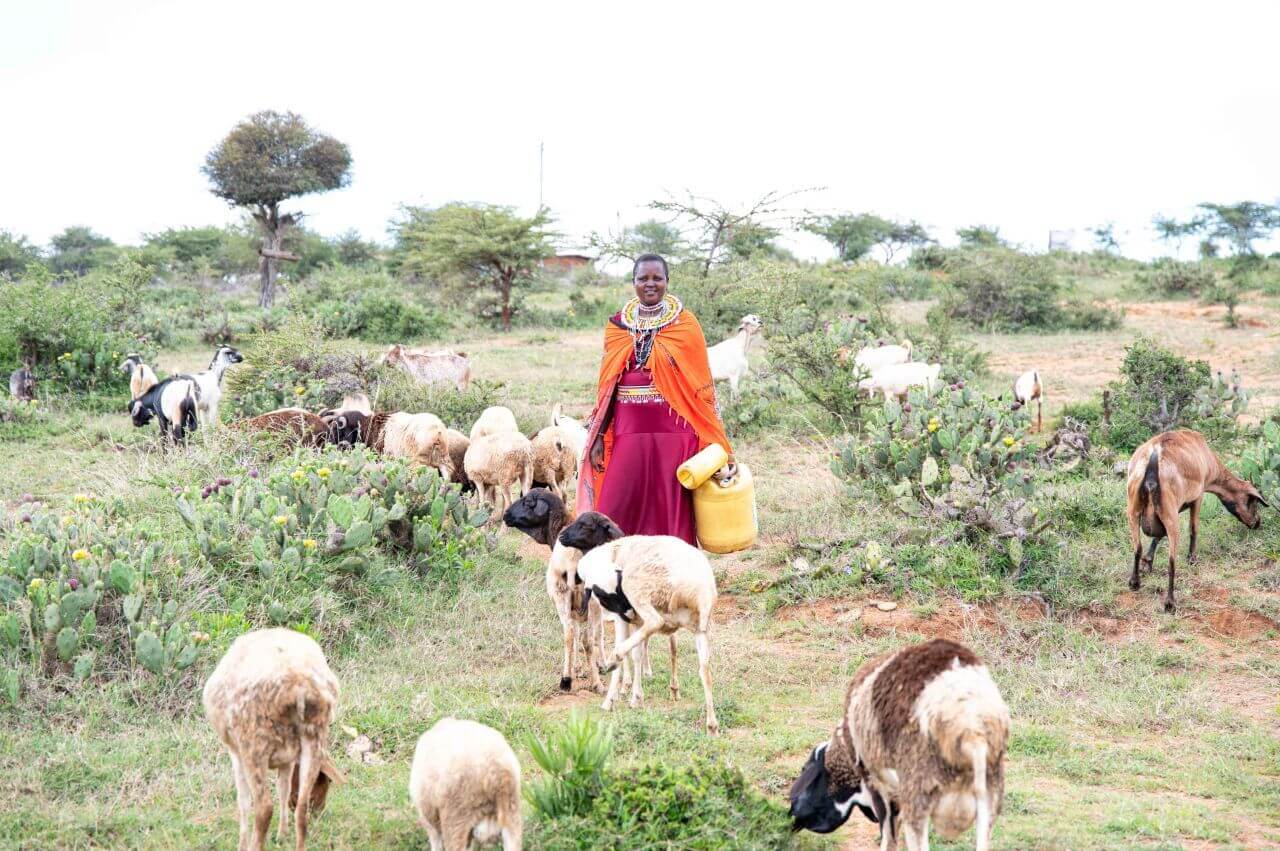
<box><xmin>7</xmin><ymin>319</ymin><xmax>1271</xmax><ymax>851</ymax></box>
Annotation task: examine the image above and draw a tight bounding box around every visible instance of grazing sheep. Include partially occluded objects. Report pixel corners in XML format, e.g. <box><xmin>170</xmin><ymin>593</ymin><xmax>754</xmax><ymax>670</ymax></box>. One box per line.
<box><xmin>469</xmin><ymin>405</ymin><xmax>519</xmax><ymax>441</ymax></box>
<box><xmin>790</xmin><ymin>639</ymin><xmax>1009</xmax><ymax>851</ymax></box>
<box><xmin>384</xmin><ymin>344</ymin><xmax>472</xmax><ymax>391</ymax></box>
<box><xmin>409</xmin><ymin>717</ymin><xmax>522</xmax><ymax>851</ymax></box>
<box><xmin>1012</xmin><ymin>369</ymin><xmax>1043</xmax><ymax>432</ymax></box>
<box><xmin>8</xmin><ymin>366</ymin><xmax>35</xmax><ymax>401</ymax></box>
<box><xmin>382</xmin><ymin>412</ymin><xmax>450</xmax><ymax>476</ymax></box>
<box><xmin>708</xmin><ymin>314</ymin><xmax>763</xmax><ymax>398</ymax></box>
<box><xmin>858</xmin><ymin>362</ymin><xmax>942</xmax><ymax>401</ymax></box>
<box><xmin>203</xmin><ymin>628</ymin><xmax>344</xmax><ymax>851</ymax></box>
<box><xmin>192</xmin><ymin>344</ymin><xmax>244</xmax><ymax>427</ymax></box>
<box><xmin>529</xmin><ymin>426</ymin><xmax>576</xmax><ymax>498</ymax></box>
<box><xmin>464</xmin><ymin>431</ymin><xmax>534</xmax><ymax>514</ymax></box>
<box><xmin>550</xmin><ymin>403</ymin><xmax>587</xmax><ymax>462</ymax></box>
<box><xmin>129</xmin><ymin>375</ymin><xmax>200</xmax><ymax>443</ymax></box>
<box><xmin>441</xmin><ymin>428</ymin><xmax>474</xmax><ymax>492</ymax></box>
<box><xmin>119</xmin><ymin>354</ymin><xmax>158</xmax><ymax>400</ymax></box>
<box><xmin>560</xmin><ymin>519</ymin><xmax>719</xmax><ymax>734</ymax></box>
<box><xmin>234</xmin><ymin>408</ymin><xmax>330</xmax><ymax>449</ymax></box>
<box><xmin>1126</xmin><ymin>429</ymin><xmax>1267</xmax><ymax>612</ymax></box>
<box><xmin>503</xmin><ymin>490</ymin><xmax>610</xmax><ymax>693</ymax></box>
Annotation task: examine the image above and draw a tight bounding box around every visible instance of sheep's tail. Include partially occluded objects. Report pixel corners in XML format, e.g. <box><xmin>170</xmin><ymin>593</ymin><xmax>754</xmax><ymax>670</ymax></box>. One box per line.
<box><xmin>552</xmin><ymin>402</ymin><xmax>562</xmax><ymax>427</ymax></box>
<box><xmin>968</xmin><ymin>737</ymin><xmax>991</xmax><ymax>851</ymax></box>
<box><xmin>901</xmin><ymin>338</ymin><xmax>913</xmax><ymax>355</ymax></box>
<box><xmin>1139</xmin><ymin>445</ymin><xmax>1161</xmax><ymax>512</ymax></box>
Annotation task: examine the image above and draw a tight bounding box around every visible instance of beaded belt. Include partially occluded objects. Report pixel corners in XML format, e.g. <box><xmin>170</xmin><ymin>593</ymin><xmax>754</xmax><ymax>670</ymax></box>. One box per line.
<box><xmin>617</xmin><ymin>383</ymin><xmax>663</xmax><ymax>404</ymax></box>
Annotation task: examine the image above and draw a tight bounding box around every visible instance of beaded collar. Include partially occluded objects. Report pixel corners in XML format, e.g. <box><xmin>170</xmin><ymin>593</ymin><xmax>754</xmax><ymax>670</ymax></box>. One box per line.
<box><xmin>620</xmin><ymin>294</ymin><xmax>682</xmax><ymax>331</ymax></box>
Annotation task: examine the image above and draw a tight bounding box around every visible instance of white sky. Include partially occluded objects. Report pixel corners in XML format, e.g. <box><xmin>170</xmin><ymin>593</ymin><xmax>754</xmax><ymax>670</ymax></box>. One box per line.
<box><xmin>3</xmin><ymin>0</ymin><xmax>1279</xmax><ymax>261</ymax></box>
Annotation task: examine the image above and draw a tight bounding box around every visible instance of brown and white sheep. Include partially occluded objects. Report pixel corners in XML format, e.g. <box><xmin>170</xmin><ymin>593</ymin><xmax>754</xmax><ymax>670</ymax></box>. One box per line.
<box><xmin>203</xmin><ymin>628</ymin><xmax>344</xmax><ymax>851</ymax></box>
<box><xmin>233</xmin><ymin>408</ymin><xmax>330</xmax><ymax>449</ymax></box>
<box><xmin>383</xmin><ymin>345</ymin><xmax>472</xmax><ymax>391</ymax></box>
<box><xmin>502</xmin><ymin>490</ymin><xmax>609</xmax><ymax>693</ymax></box>
<box><xmin>409</xmin><ymin>717</ymin><xmax>522</xmax><ymax>851</ymax></box>
<box><xmin>469</xmin><ymin>405</ymin><xmax>519</xmax><ymax>441</ymax></box>
<box><xmin>790</xmin><ymin>639</ymin><xmax>1010</xmax><ymax>851</ymax></box>
<box><xmin>1126</xmin><ymin>429</ymin><xmax>1267</xmax><ymax>612</ymax></box>
<box><xmin>441</xmin><ymin>428</ymin><xmax>473</xmax><ymax>492</ymax></box>
<box><xmin>530</xmin><ymin>425</ymin><xmax>577</xmax><ymax>498</ymax></box>
<box><xmin>463</xmin><ymin>431</ymin><xmax>533</xmax><ymax>514</ymax></box>
<box><xmin>561</xmin><ymin>522</ymin><xmax>720</xmax><ymax>734</ymax></box>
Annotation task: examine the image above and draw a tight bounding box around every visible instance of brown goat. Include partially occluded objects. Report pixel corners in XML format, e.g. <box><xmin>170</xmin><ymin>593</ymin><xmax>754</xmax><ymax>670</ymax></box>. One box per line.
<box><xmin>1126</xmin><ymin>429</ymin><xmax>1267</xmax><ymax>612</ymax></box>
<box><xmin>234</xmin><ymin>408</ymin><xmax>330</xmax><ymax>449</ymax></box>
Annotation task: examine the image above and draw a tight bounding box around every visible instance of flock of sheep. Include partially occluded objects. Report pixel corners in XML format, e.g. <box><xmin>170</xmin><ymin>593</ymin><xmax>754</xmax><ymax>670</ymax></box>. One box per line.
<box><xmin>9</xmin><ymin>319</ymin><xmax>1270</xmax><ymax>851</ymax></box>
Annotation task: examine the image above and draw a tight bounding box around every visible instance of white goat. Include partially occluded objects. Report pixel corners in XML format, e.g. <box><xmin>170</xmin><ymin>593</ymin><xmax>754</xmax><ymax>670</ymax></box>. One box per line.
<box><xmin>192</xmin><ymin>345</ymin><xmax>243</xmax><ymax>427</ymax></box>
<box><xmin>858</xmin><ymin>362</ymin><xmax>942</xmax><ymax>401</ymax></box>
<box><xmin>708</xmin><ymin>314</ymin><xmax>763</xmax><ymax>397</ymax></box>
<box><xmin>853</xmin><ymin>339</ymin><xmax>914</xmax><ymax>373</ymax></box>
<box><xmin>1013</xmin><ymin>369</ymin><xmax>1043</xmax><ymax>432</ymax></box>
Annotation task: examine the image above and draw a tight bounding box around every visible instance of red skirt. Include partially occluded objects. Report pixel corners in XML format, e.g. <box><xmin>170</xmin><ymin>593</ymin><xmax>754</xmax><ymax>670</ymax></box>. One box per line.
<box><xmin>597</xmin><ymin>366</ymin><xmax>699</xmax><ymax>545</ymax></box>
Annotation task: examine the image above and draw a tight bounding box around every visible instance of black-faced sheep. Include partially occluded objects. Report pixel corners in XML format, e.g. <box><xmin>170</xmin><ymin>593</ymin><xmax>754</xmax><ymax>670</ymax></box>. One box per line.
<box><xmin>1126</xmin><ymin>428</ymin><xmax>1267</xmax><ymax>612</ymax></box>
<box><xmin>790</xmin><ymin>639</ymin><xmax>1009</xmax><ymax>851</ymax></box>
<box><xmin>503</xmin><ymin>490</ymin><xmax>609</xmax><ymax>693</ymax></box>
<box><xmin>202</xmin><ymin>628</ymin><xmax>344</xmax><ymax>851</ymax></box>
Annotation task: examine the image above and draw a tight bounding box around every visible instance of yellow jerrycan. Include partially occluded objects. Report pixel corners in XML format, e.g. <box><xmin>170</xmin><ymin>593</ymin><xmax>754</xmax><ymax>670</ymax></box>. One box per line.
<box><xmin>677</xmin><ymin>444</ymin><xmax>758</xmax><ymax>554</ymax></box>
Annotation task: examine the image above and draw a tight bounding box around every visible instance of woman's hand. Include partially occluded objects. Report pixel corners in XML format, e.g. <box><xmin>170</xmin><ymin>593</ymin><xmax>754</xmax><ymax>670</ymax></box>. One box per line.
<box><xmin>590</xmin><ymin>435</ymin><xmax>606</xmax><ymax>472</ymax></box>
<box><xmin>714</xmin><ymin>461</ymin><xmax>738</xmax><ymax>483</ymax></box>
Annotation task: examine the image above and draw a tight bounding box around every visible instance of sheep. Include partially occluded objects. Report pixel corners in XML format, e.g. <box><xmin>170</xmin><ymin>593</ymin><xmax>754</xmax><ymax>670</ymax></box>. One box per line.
<box><xmin>119</xmin><ymin>354</ymin><xmax>158</xmax><ymax>400</ymax></box>
<box><xmin>382</xmin><ymin>412</ymin><xmax>450</xmax><ymax>476</ymax></box>
<box><xmin>192</xmin><ymin>344</ymin><xmax>244</xmax><ymax>427</ymax></box>
<box><xmin>8</xmin><ymin>366</ymin><xmax>35</xmax><ymax>401</ymax></box>
<box><xmin>559</xmin><ymin>519</ymin><xmax>719</xmax><ymax>734</ymax></box>
<box><xmin>503</xmin><ymin>490</ymin><xmax>610</xmax><ymax>693</ymax></box>
<box><xmin>233</xmin><ymin>408</ymin><xmax>330</xmax><ymax>449</ymax></box>
<box><xmin>858</xmin><ymin>362</ymin><xmax>942</xmax><ymax>401</ymax></box>
<box><xmin>409</xmin><ymin>717</ymin><xmax>522</xmax><ymax>851</ymax></box>
<box><xmin>708</xmin><ymin>314</ymin><xmax>763</xmax><ymax>398</ymax></box>
<box><xmin>129</xmin><ymin>375</ymin><xmax>200</xmax><ymax>443</ymax></box>
<box><xmin>469</xmin><ymin>405</ymin><xmax>519</xmax><ymax>441</ymax></box>
<box><xmin>1012</xmin><ymin>369</ymin><xmax>1043</xmax><ymax>433</ymax></box>
<box><xmin>441</xmin><ymin>428</ymin><xmax>474</xmax><ymax>492</ymax></box>
<box><xmin>790</xmin><ymin>638</ymin><xmax>1009</xmax><ymax>851</ymax></box>
<box><xmin>550</xmin><ymin>402</ymin><xmax>587</xmax><ymax>463</ymax></box>
<box><xmin>384</xmin><ymin>344</ymin><xmax>472</xmax><ymax>391</ymax></box>
<box><xmin>529</xmin><ymin>425</ymin><xmax>577</xmax><ymax>498</ymax></box>
<box><xmin>838</xmin><ymin>339</ymin><xmax>914</xmax><ymax>372</ymax></box>
<box><xmin>464</xmin><ymin>431</ymin><xmax>534</xmax><ymax>515</ymax></box>
<box><xmin>1126</xmin><ymin>429</ymin><xmax>1267</xmax><ymax>613</ymax></box>
<box><xmin>202</xmin><ymin>628</ymin><xmax>344</xmax><ymax>851</ymax></box>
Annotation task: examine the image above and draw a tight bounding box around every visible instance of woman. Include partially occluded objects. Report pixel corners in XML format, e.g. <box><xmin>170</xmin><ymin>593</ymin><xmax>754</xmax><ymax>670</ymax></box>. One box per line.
<box><xmin>577</xmin><ymin>254</ymin><xmax>734</xmax><ymax>546</ymax></box>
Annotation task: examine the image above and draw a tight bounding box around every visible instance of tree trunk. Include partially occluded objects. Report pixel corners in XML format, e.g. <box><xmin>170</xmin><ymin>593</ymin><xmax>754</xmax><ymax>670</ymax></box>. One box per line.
<box><xmin>257</xmin><ymin>203</ymin><xmax>280</xmax><ymax>309</ymax></box>
<box><xmin>500</xmin><ymin>268</ymin><xmax>513</xmax><ymax>332</ymax></box>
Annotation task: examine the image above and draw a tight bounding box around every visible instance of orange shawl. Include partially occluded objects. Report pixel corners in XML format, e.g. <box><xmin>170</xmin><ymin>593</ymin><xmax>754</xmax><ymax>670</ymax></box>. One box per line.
<box><xmin>577</xmin><ymin>306</ymin><xmax>732</xmax><ymax>512</ymax></box>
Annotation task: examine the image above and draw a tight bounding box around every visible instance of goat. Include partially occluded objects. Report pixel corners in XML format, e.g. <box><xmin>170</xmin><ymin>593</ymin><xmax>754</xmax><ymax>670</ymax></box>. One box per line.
<box><xmin>550</xmin><ymin>403</ymin><xmax>588</xmax><ymax>463</ymax></box>
<box><xmin>1126</xmin><ymin>429</ymin><xmax>1266</xmax><ymax>612</ymax></box>
<box><xmin>1012</xmin><ymin>369</ymin><xmax>1043</xmax><ymax>433</ymax></box>
<box><xmin>409</xmin><ymin>718</ymin><xmax>522</xmax><ymax>851</ymax></box>
<box><xmin>8</xmin><ymin>366</ymin><xmax>36</xmax><ymax>401</ymax></box>
<box><xmin>129</xmin><ymin>375</ymin><xmax>200</xmax><ymax>443</ymax></box>
<box><xmin>203</xmin><ymin>628</ymin><xmax>344</xmax><ymax>851</ymax></box>
<box><xmin>233</xmin><ymin>408</ymin><xmax>330</xmax><ymax>449</ymax></box>
<box><xmin>503</xmin><ymin>490</ymin><xmax>609</xmax><ymax>693</ymax></box>
<box><xmin>858</xmin><ymin>362</ymin><xmax>941</xmax><ymax>401</ymax></box>
<box><xmin>192</xmin><ymin>345</ymin><xmax>244</xmax><ymax>427</ymax></box>
<box><xmin>383</xmin><ymin>344</ymin><xmax>472</xmax><ymax>391</ymax></box>
<box><xmin>791</xmin><ymin>639</ymin><xmax>1009</xmax><ymax>851</ymax></box>
<box><xmin>561</xmin><ymin>519</ymin><xmax>719</xmax><ymax>734</ymax></box>
<box><xmin>119</xmin><ymin>354</ymin><xmax>158</xmax><ymax>400</ymax></box>
<box><xmin>839</xmin><ymin>339</ymin><xmax>914</xmax><ymax>372</ymax></box>
<box><xmin>708</xmin><ymin>314</ymin><xmax>763</xmax><ymax>398</ymax></box>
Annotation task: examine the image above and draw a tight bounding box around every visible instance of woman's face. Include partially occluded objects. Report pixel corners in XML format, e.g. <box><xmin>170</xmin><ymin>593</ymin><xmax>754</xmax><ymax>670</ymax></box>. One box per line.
<box><xmin>633</xmin><ymin>260</ymin><xmax>668</xmax><ymax>307</ymax></box>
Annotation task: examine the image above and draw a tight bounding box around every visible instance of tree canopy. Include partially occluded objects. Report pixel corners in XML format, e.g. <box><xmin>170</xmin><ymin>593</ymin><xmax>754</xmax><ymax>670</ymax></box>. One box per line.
<box><xmin>1194</xmin><ymin>201</ymin><xmax>1280</xmax><ymax>256</ymax></box>
<box><xmin>393</xmin><ymin>203</ymin><xmax>555</xmax><ymax>331</ymax></box>
<box><xmin>48</xmin><ymin>226</ymin><xmax>118</xmax><ymax>277</ymax></box>
<box><xmin>956</xmin><ymin>224</ymin><xmax>1003</xmax><ymax>248</ymax></box>
<box><xmin>0</xmin><ymin>230</ymin><xmax>43</xmax><ymax>278</ymax></box>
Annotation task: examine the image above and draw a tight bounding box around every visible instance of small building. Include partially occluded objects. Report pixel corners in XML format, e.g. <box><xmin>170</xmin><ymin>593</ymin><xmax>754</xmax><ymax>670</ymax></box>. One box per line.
<box><xmin>541</xmin><ymin>253</ymin><xmax>594</xmax><ymax>275</ymax></box>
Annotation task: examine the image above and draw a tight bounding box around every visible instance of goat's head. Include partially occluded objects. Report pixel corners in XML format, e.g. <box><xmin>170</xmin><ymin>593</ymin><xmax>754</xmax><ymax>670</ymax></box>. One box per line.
<box><xmin>789</xmin><ymin>742</ymin><xmax>882</xmax><ymax>834</ymax></box>
<box><xmin>119</xmin><ymin>354</ymin><xmax>143</xmax><ymax>376</ymax></box>
<box><xmin>128</xmin><ymin>398</ymin><xmax>154</xmax><ymax>427</ymax></box>
<box><xmin>1220</xmin><ymin>478</ymin><xmax>1268</xmax><ymax>530</ymax></box>
<box><xmin>325</xmin><ymin>411</ymin><xmax>369</xmax><ymax>448</ymax></box>
<box><xmin>212</xmin><ymin>345</ymin><xmax>243</xmax><ymax>367</ymax></box>
<box><xmin>558</xmin><ymin>511</ymin><xmax>623</xmax><ymax>553</ymax></box>
<box><xmin>504</xmin><ymin>488</ymin><xmax>567</xmax><ymax>545</ymax></box>
<box><xmin>740</xmin><ymin>314</ymin><xmax>763</xmax><ymax>333</ymax></box>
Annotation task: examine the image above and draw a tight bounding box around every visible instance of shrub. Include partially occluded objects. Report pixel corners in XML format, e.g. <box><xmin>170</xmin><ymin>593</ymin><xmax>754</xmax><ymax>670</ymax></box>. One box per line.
<box><xmin>767</xmin><ymin>318</ymin><xmax>873</xmax><ymax>430</ymax></box>
<box><xmin>718</xmin><ymin>374</ymin><xmax>808</xmax><ymax>440</ymax></box>
<box><xmin>525</xmin><ymin>712</ymin><xmax>613</xmax><ymax>820</ymax></box>
<box><xmin>1236</xmin><ymin>419</ymin><xmax>1280</xmax><ymax>506</ymax></box>
<box><xmin>370</xmin><ymin>373</ymin><xmax>505</xmax><ymax>433</ymax></box>
<box><xmin>1138</xmin><ymin>259</ymin><xmax>1215</xmax><ymax>296</ymax></box>
<box><xmin>676</xmin><ymin>259</ymin><xmax>810</xmax><ymax>340</ymax></box>
<box><xmin>938</xmin><ymin>249</ymin><xmax>1062</xmax><ymax>331</ymax></box>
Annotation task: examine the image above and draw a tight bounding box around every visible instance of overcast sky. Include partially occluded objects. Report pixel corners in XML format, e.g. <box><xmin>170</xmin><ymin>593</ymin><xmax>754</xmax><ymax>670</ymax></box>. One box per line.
<box><xmin>4</xmin><ymin>0</ymin><xmax>1279</xmax><ymax>261</ymax></box>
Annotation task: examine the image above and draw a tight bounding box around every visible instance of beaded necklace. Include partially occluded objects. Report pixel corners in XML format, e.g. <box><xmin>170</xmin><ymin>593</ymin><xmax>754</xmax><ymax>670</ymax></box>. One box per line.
<box><xmin>620</xmin><ymin>294</ymin><xmax>682</xmax><ymax>367</ymax></box>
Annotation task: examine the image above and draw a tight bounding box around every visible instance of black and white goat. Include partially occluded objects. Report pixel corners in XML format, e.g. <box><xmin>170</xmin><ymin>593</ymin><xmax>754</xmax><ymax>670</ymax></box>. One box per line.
<box><xmin>130</xmin><ymin>375</ymin><xmax>200</xmax><ymax>443</ymax></box>
<box><xmin>192</xmin><ymin>345</ymin><xmax>243</xmax><ymax>427</ymax></box>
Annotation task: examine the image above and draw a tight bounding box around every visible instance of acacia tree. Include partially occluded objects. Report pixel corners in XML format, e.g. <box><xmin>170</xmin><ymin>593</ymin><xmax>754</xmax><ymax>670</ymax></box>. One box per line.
<box><xmin>48</xmin><ymin>226</ymin><xmax>117</xmax><ymax>277</ymax></box>
<box><xmin>1193</xmin><ymin>201</ymin><xmax>1280</xmax><ymax>256</ymax></box>
<box><xmin>0</xmin><ymin>230</ymin><xmax>44</xmax><ymax>277</ymax></box>
<box><xmin>393</xmin><ymin>203</ymin><xmax>555</xmax><ymax>331</ymax></box>
<box><xmin>801</xmin><ymin>213</ymin><xmax>889</xmax><ymax>262</ymax></box>
<box><xmin>1091</xmin><ymin>222</ymin><xmax>1120</xmax><ymax>254</ymax></box>
<box><xmin>1152</xmin><ymin>214</ymin><xmax>1200</xmax><ymax>257</ymax></box>
<box><xmin>876</xmin><ymin>219</ymin><xmax>931</xmax><ymax>262</ymax></box>
<box><xmin>202</xmin><ymin>111</ymin><xmax>351</xmax><ymax>307</ymax></box>
<box><xmin>956</xmin><ymin>224</ymin><xmax>1003</xmax><ymax>248</ymax></box>
<box><xmin>587</xmin><ymin>218</ymin><xmax>687</xmax><ymax>264</ymax></box>
<box><xmin>649</xmin><ymin>189</ymin><xmax>807</xmax><ymax>277</ymax></box>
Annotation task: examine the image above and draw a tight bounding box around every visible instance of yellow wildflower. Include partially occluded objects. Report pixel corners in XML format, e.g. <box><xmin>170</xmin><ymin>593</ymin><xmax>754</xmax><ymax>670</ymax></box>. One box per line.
<box><xmin>72</xmin><ymin>548</ymin><xmax>90</xmax><ymax>561</ymax></box>
<box><xmin>28</xmin><ymin>577</ymin><xmax>44</xmax><ymax>591</ymax></box>
<box><xmin>302</xmin><ymin>539</ymin><xmax>317</xmax><ymax>550</ymax></box>
<box><xmin>294</xmin><ymin>386</ymin><xmax>306</xmax><ymax>396</ymax></box>
<box><xmin>316</xmin><ymin>467</ymin><xmax>330</xmax><ymax>479</ymax></box>
<box><xmin>1002</xmin><ymin>436</ymin><xmax>1015</xmax><ymax>447</ymax></box>
<box><xmin>73</xmin><ymin>493</ymin><xmax>90</xmax><ymax>505</ymax></box>
<box><xmin>290</xmin><ymin>469</ymin><xmax>306</xmax><ymax>481</ymax></box>
<box><xmin>927</xmin><ymin>418</ymin><xmax>940</xmax><ymax>433</ymax></box>
<box><xmin>61</xmin><ymin>515</ymin><xmax>74</xmax><ymax>527</ymax></box>
<box><xmin>273</xmin><ymin>514</ymin><xmax>289</xmax><ymax>526</ymax></box>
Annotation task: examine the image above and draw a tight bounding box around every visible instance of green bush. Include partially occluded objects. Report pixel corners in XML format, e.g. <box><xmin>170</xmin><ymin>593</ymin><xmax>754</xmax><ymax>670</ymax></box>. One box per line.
<box><xmin>1138</xmin><ymin>259</ymin><xmax>1215</xmax><ymax>296</ymax></box>
<box><xmin>1236</xmin><ymin>419</ymin><xmax>1280</xmax><ymax>505</ymax></box>
<box><xmin>676</xmin><ymin>259</ymin><xmax>810</xmax><ymax>340</ymax></box>
<box><xmin>525</xmin><ymin>712</ymin><xmax>613</xmax><ymax>820</ymax></box>
<box><xmin>767</xmin><ymin>318</ymin><xmax>873</xmax><ymax>430</ymax></box>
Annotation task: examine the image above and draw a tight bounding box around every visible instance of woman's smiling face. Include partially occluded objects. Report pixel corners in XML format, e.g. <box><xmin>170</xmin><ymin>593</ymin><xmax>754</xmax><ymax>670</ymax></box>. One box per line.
<box><xmin>633</xmin><ymin>260</ymin><xmax>668</xmax><ymax>307</ymax></box>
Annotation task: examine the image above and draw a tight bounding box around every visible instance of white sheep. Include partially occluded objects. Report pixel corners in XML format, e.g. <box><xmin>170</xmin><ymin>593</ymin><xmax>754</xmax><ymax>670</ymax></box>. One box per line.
<box><xmin>560</xmin><ymin>523</ymin><xmax>720</xmax><ymax>734</ymax></box>
<box><xmin>708</xmin><ymin>314</ymin><xmax>763</xmax><ymax>397</ymax></box>
<box><xmin>409</xmin><ymin>717</ymin><xmax>522</xmax><ymax>851</ymax></box>
<box><xmin>382</xmin><ymin>412</ymin><xmax>450</xmax><ymax>477</ymax></box>
<box><xmin>790</xmin><ymin>638</ymin><xmax>1009</xmax><ymax>850</ymax></box>
<box><xmin>202</xmin><ymin>628</ymin><xmax>344</xmax><ymax>851</ymax></box>
<box><xmin>858</xmin><ymin>362</ymin><xmax>941</xmax><ymax>401</ymax></box>
<box><xmin>119</xmin><ymin>354</ymin><xmax>158</xmax><ymax>400</ymax></box>
<box><xmin>1013</xmin><ymin>369</ymin><xmax>1043</xmax><ymax>432</ymax></box>
<box><xmin>550</xmin><ymin>403</ymin><xmax>587</xmax><ymax>463</ymax></box>
<box><xmin>192</xmin><ymin>345</ymin><xmax>244</xmax><ymax>427</ymax></box>
<box><xmin>853</xmin><ymin>339</ymin><xmax>914</xmax><ymax>373</ymax></box>
<box><xmin>469</xmin><ymin>405</ymin><xmax>519</xmax><ymax>441</ymax></box>
<box><xmin>530</xmin><ymin>425</ymin><xmax>577</xmax><ymax>498</ymax></box>
<box><xmin>464</xmin><ymin>431</ymin><xmax>534</xmax><ymax>514</ymax></box>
